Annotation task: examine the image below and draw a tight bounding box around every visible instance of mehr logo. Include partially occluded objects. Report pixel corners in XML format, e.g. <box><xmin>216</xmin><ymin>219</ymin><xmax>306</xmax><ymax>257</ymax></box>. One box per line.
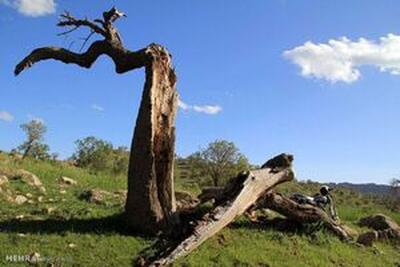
<box><xmin>5</xmin><ymin>253</ymin><xmax>72</xmax><ymax>264</ymax></box>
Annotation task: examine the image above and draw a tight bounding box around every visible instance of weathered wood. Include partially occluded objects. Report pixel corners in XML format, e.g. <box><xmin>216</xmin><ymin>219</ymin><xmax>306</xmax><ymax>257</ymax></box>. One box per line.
<box><xmin>198</xmin><ymin>186</ymin><xmax>224</xmax><ymax>203</ymax></box>
<box><xmin>260</xmin><ymin>192</ymin><xmax>355</xmax><ymax>240</ymax></box>
<box><xmin>125</xmin><ymin>44</ymin><xmax>179</xmax><ymax>234</ymax></box>
<box><xmin>197</xmin><ymin>184</ymin><xmax>356</xmax><ymax>241</ymax></box>
<box><xmin>149</xmin><ymin>154</ymin><xmax>294</xmax><ymax>266</ymax></box>
<box><xmin>15</xmin><ymin>8</ymin><xmax>178</xmax><ymax>235</ymax></box>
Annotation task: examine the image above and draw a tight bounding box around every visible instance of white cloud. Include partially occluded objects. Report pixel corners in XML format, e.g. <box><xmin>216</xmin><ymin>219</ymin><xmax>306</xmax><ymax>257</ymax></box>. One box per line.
<box><xmin>0</xmin><ymin>111</ymin><xmax>14</xmax><ymax>122</ymax></box>
<box><xmin>91</xmin><ymin>104</ymin><xmax>105</xmax><ymax>112</ymax></box>
<box><xmin>178</xmin><ymin>100</ymin><xmax>190</xmax><ymax>111</ymax></box>
<box><xmin>193</xmin><ymin>105</ymin><xmax>222</xmax><ymax>114</ymax></box>
<box><xmin>283</xmin><ymin>34</ymin><xmax>400</xmax><ymax>83</ymax></box>
<box><xmin>1</xmin><ymin>0</ymin><xmax>56</xmax><ymax>17</ymax></box>
<box><xmin>178</xmin><ymin>99</ymin><xmax>222</xmax><ymax>115</ymax></box>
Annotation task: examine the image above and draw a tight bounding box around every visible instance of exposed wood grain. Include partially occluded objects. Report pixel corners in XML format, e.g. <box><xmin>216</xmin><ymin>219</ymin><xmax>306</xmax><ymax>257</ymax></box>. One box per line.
<box><xmin>150</xmin><ymin>154</ymin><xmax>294</xmax><ymax>266</ymax></box>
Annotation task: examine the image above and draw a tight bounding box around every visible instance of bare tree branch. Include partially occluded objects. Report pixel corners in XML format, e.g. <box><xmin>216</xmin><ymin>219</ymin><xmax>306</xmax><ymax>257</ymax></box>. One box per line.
<box><xmin>79</xmin><ymin>31</ymin><xmax>96</xmax><ymax>52</ymax></box>
<box><xmin>14</xmin><ymin>7</ymin><xmax>141</xmax><ymax>76</ymax></box>
<box><xmin>14</xmin><ymin>40</ymin><xmax>150</xmax><ymax>76</ymax></box>
<box><xmin>58</xmin><ymin>11</ymin><xmax>106</xmax><ymax>37</ymax></box>
<box><xmin>57</xmin><ymin>25</ymin><xmax>79</xmax><ymax>36</ymax></box>
<box><xmin>14</xmin><ymin>7</ymin><xmax>160</xmax><ymax>75</ymax></box>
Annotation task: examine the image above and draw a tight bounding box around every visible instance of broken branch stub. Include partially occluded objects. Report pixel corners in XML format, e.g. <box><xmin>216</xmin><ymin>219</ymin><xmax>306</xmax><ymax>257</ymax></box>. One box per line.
<box><xmin>150</xmin><ymin>153</ymin><xmax>294</xmax><ymax>266</ymax></box>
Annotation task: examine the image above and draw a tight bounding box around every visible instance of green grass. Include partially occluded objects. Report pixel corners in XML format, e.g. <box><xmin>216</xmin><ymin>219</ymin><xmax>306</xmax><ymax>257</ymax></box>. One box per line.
<box><xmin>0</xmin><ymin>153</ymin><xmax>399</xmax><ymax>266</ymax></box>
<box><xmin>180</xmin><ymin>228</ymin><xmax>399</xmax><ymax>267</ymax></box>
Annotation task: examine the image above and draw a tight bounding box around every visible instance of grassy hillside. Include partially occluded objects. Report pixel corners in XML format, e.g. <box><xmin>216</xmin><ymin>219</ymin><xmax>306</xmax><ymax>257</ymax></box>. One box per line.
<box><xmin>0</xmin><ymin>153</ymin><xmax>399</xmax><ymax>266</ymax></box>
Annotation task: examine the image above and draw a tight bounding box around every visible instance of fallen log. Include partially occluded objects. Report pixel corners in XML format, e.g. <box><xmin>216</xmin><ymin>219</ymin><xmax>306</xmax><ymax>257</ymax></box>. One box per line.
<box><xmin>259</xmin><ymin>192</ymin><xmax>356</xmax><ymax>241</ymax></box>
<box><xmin>197</xmin><ymin>182</ymin><xmax>356</xmax><ymax>241</ymax></box>
<box><xmin>198</xmin><ymin>186</ymin><xmax>224</xmax><ymax>204</ymax></box>
<box><xmin>149</xmin><ymin>153</ymin><xmax>294</xmax><ymax>266</ymax></box>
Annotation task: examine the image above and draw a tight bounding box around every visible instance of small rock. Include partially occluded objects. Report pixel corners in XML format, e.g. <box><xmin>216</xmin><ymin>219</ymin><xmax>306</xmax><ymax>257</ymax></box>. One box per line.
<box><xmin>27</xmin><ymin>200</ymin><xmax>35</xmax><ymax>204</ymax></box>
<box><xmin>37</xmin><ymin>196</ymin><xmax>44</xmax><ymax>202</ymax></box>
<box><xmin>17</xmin><ymin>233</ymin><xmax>26</xmax><ymax>237</ymax></box>
<box><xmin>48</xmin><ymin>198</ymin><xmax>55</xmax><ymax>202</ymax></box>
<box><xmin>28</xmin><ymin>252</ymin><xmax>41</xmax><ymax>265</ymax></box>
<box><xmin>68</xmin><ymin>243</ymin><xmax>76</xmax><ymax>248</ymax></box>
<box><xmin>59</xmin><ymin>176</ymin><xmax>77</xmax><ymax>186</ymax></box>
<box><xmin>357</xmin><ymin>231</ymin><xmax>379</xmax><ymax>246</ymax></box>
<box><xmin>44</xmin><ymin>207</ymin><xmax>56</xmax><ymax>214</ymax></box>
<box><xmin>59</xmin><ymin>190</ymin><xmax>67</xmax><ymax>194</ymax></box>
<box><xmin>15</xmin><ymin>215</ymin><xmax>25</xmax><ymax>220</ymax></box>
<box><xmin>358</xmin><ymin>214</ymin><xmax>400</xmax><ymax>232</ymax></box>
<box><xmin>15</xmin><ymin>169</ymin><xmax>46</xmax><ymax>192</ymax></box>
<box><xmin>0</xmin><ymin>175</ymin><xmax>8</xmax><ymax>186</ymax></box>
<box><xmin>17</xmin><ymin>170</ymin><xmax>41</xmax><ymax>186</ymax></box>
<box><xmin>113</xmin><ymin>190</ymin><xmax>127</xmax><ymax>199</ymax></box>
<box><xmin>80</xmin><ymin>189</ymin><xmax>109</xmax><ymax>204</ymax></box>
<box><xmin>373</xmin><ymin>247</ymin><xmax>383</xmax><ymax>255</ymax></box>
<box><xmin>15</xmin><ymin>195</ymin><xmax>28</xmax><ymax>205</ymax></box>
<box><xmin>26</xmin><ymin>193</ymin><xmax>33</xmax><ymax>198</ymax></box>
<box><xmin>38</xmin><ymin>186</ymin><xmax>46</xmax><ymax>193</ymax></box>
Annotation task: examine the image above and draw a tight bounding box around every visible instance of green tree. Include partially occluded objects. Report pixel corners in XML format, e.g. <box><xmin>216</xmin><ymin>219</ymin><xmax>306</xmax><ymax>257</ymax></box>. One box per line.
<box><xmin>187</xmin><ymin>140</ymin><xmax>250</xmax><ymax>186</ymax></box>
<box><xmin>390</xmin><ymin>178</ymin><xmax>400</xmax><ymax>188</ymax></box>
<box><xmin>111</xmin><ymin>146</ymin><xmax>130</xmax><ymax>175</ymax></box>
<box><xmin>71</xmin><ymin>136</ymin><xmax>129</xmax><ymax>175</ymax></box>
<box><xmin>18</xmin><ymin>120</ymin><xmax>50</xmax><ymax>160</ymax></box>
<box><xmin>390</xmin><ymin>178</ymin><xmax>400</xmax><ymax>206</ymax></box>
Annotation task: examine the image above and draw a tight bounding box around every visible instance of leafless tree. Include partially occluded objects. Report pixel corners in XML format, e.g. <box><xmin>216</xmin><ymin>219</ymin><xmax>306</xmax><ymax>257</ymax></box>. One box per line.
<box><xmin>15</xmin><ymin>7</ymin><xmax>178</xmax><ymax>235</ymax></box>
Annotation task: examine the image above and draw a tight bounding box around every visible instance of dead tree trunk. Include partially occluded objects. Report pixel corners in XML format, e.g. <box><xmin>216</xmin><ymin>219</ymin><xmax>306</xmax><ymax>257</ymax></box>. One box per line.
<box><xmin>260</xmin><ymin>192</ymin><xmax>355</xmax><ymax>240</ymax></box>
<box><xmin>149</xmin><ymin>154</ymin><xmax>294</xmax><ymax>266</ymax></box>
<box><xmin>126</xmin><ymin>46</ymin><xmax>179</xmax><ymax>233</ymax></box>
<box><xmin>14</xmin><ymin>7</ymin><xmax>178</xmax><ymax>235</ymax></box>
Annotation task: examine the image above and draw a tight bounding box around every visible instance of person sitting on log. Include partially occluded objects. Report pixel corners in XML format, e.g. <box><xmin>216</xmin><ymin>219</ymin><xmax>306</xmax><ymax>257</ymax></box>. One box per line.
<box><xmin>291</xmin><ymin>185</ymin><xmax>339</xmax><ymax>221</ymax></box>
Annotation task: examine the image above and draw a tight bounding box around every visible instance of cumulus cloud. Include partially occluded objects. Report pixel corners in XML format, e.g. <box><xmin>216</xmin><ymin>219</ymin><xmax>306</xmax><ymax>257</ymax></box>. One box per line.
<box><xmin>0</xmin><ymin>111</ymin><xmax>14</xmax><ymax>122</ymax></box>
<box><xmin>178</xmin><ymin>100</ymin><xmax>222</xmax><ymax>115</ymax></box>
<box><xmin>283</xmin><ymin>34</ymin><xmax>400</xmax><ymax>83</ymax></box>
<box><xmin>1</xmin><ymin>0</ymin><xmax>56</xmax><ymax>17</ymax></box>
<box><xmin>91</xmin><ymin>104</ymin><xmax>105</xmax><ymax>112</ymax></box>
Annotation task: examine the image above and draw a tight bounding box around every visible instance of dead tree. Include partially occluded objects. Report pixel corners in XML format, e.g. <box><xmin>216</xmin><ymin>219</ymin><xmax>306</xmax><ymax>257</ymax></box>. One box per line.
<box><xmin>198</xmin><ymin>187</ymin><xmax>355</xmax><ymax>241</ymax></box>
<box><xmin>15</xmin><ymin>7</ymin><xmax>178</xmax><ymax>235</ymax></box>
<box><xmin>147</xmin><ymin>154</ymin><xmax>356</xmax><ymax>266</ymax></box>
<box><xmin>149</xmin><ymin>154</ymin><xmax>295</xmax><ymax>266</ymax></box>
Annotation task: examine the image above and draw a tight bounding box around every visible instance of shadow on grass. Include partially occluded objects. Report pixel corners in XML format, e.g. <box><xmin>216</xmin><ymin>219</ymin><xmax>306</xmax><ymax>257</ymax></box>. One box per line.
<box><xmin>0</xmin><ymin>213</ymin><xmax>147</xmax><ymax>237</ymax></box>
<box><xmin>229</xmin><ymin>217</ymin><xmax>324</xmax><ymax>236</ymax></box>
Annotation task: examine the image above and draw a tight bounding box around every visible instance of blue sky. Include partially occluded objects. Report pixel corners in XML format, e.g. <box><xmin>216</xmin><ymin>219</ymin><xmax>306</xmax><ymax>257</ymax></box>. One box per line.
<box><xmin>1</xmin><ymin>0</ymin><xmax>400</xmax><ymax>184</ymax></box>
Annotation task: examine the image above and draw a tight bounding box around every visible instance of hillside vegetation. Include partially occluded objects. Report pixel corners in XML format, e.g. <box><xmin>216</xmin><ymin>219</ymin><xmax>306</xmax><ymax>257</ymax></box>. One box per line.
<box><xmin>0</xmin><ymin>152</ymin><xmax>399</xmax><ymax>267</ymax></box>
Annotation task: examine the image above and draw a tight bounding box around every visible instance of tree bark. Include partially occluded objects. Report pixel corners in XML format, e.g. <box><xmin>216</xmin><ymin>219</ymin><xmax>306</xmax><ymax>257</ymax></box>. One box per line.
<box><xmin>259</xmin><ymin>192</ymin><xmax>355</xmax><ymax>241</ymax></box>
<box><xmin>14</xmin><ymin>8</ymin><xmax>178</xmax><ymax>235</ymax></box>
<box><xmin>126</xmin><ymin>45</ymin><xmax>179</xmax><ymax>234</ymax></box>
<box><xmin>149</xmin><ymin>154</ymin><xmax>294</xmax><ymax>266</ymax></box>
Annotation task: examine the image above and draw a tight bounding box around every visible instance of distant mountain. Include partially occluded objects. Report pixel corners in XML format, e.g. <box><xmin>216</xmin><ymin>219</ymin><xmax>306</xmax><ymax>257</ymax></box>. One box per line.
<box><xmin>328</xmin><ymin>182</ymin><xmax>392</xmax><ymax>195</ymax></box>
